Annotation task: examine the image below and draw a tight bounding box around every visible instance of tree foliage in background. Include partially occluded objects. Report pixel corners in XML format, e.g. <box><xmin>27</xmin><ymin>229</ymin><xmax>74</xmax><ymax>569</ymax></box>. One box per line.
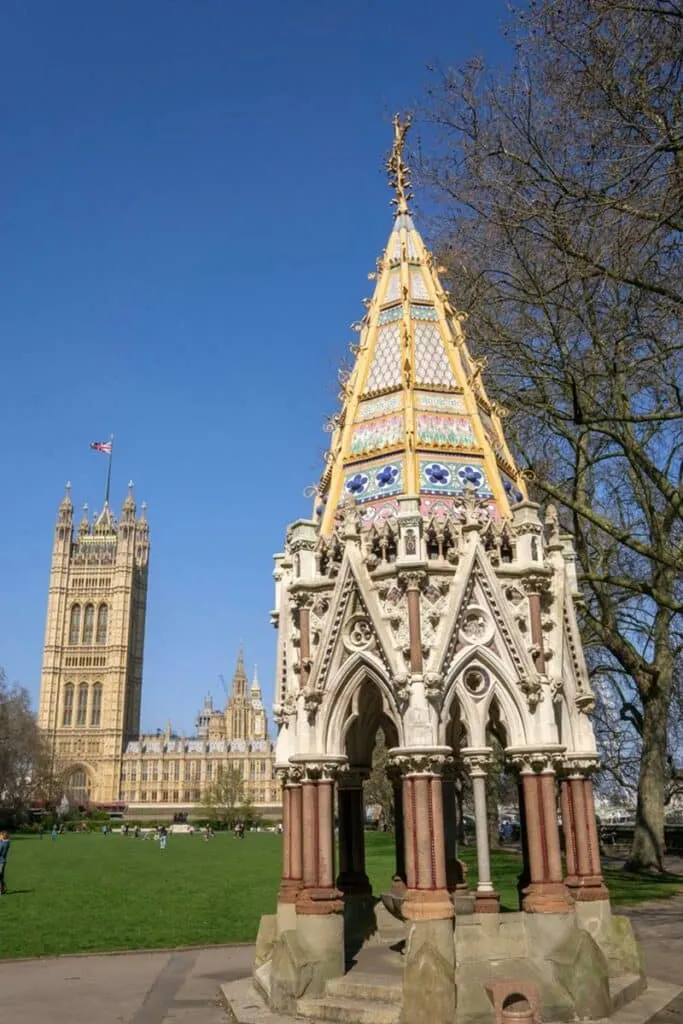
<box><xmin>200</xmin><ymin>765</ymin><xmax>244</xmax><ymax>827</ymax></box>
<box><xmin>365</xmin><ymin>729</ymin><xmax>394</xmax><ymax>829</ymax></box>
<box><xmin>0</xmin><ymin>667</ymin><xmax>51</xmax><ymax>823</ymax></box>
<box><xmin>420</xmin><ymin>0</ymin><xmax>682</xmax><ymax>870</ymax></box>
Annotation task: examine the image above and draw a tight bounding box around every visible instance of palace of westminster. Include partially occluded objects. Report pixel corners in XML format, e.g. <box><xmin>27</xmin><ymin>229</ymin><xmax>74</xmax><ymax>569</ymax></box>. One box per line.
<box><xmin>37</xmin><ymin>489</ymin><xmax>279</xmax><ymax>815</ymax></box>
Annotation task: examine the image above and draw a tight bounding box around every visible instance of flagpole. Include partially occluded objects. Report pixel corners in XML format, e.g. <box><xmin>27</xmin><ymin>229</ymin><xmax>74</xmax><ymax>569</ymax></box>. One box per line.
<box><xmin>104</xmin><ymin>434</ymin><xmax>114</xmax><ymax>507</ymax></box>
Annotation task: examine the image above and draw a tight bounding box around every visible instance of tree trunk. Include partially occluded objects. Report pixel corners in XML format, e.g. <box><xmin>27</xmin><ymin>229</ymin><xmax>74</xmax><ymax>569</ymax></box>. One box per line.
<box><xmin>626</xmin><ymin>672</ymin><xmax>671</xmax><ymax>873</ymax></box>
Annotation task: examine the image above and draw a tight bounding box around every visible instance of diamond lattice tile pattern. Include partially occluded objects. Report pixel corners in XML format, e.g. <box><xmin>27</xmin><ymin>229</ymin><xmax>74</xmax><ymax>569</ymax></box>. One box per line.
<box><xmin>365</xmin><ymin>323</ymin><xmax>402</xmax><ymax>393</ymax></box>
<box><xmin>414</xmin><ymin>322</ymin><xmax>457</xmax><ymax>386</ymax></box>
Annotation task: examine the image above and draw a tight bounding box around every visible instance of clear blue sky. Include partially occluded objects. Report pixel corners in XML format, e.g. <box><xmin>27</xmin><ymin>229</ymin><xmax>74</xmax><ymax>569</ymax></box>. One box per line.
<box><xmin>0</xmin><ymin>1</ymin><xmax>516</xmax><ymax>732</ymax></box>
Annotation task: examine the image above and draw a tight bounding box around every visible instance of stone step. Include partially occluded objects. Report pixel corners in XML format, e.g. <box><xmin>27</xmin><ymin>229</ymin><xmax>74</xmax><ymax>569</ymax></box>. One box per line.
<box><xmin>326</xmin><ymin>972</ymin><xmax>403</xmax><ymax>1004</ymax></box>
<box><xmin>609</xmin><ymin>973</ymin><xmax>647</xmax><ymax>1012</ymax></box>
<box><xmin>297</xmin><ymin>993</ymin><xmax>401</xmax><ymax>1024</ymax></box>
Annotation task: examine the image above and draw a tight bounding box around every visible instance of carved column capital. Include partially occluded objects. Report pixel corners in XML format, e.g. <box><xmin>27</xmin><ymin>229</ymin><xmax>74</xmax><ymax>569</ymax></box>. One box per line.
<box><xmin>397</xmin><ymin>569</ymin><xmax>427</xmax><ymax>592</ymax></box>
<box><xmin>290</xmin><ymin>755</ymin><xmax>348</xmax><ymax>782</ymax></box>
<box><xmin>506</xmin><ymin>746</ymin><xmax>564</xmax><ymax>774</ymax></box>
<box><xmin>461</xmin><ymin>747</ymin><xmax>495</xmax><ymax>776</ymax></box>
<box><xmin>388</xmin><ymin>746</ymin><xmax>455</xmax><ymax>777</ymax></box>
<box><xmin>520</xmin><ymin>571</ymin><xmax>552</xmax><ymax>595</ymax></box>
<box><xmin>561</xmin><ymin>754</ymin><xmax>601</xmax><ymax>777</ymax></box>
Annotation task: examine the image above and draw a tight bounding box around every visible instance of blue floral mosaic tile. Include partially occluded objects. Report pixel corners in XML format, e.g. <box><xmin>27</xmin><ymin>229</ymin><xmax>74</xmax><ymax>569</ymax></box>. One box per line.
<box><xmin>342</xmin><ymin>459</ymin><xmax>405</xmax><ymax>504</ymax></box>
<box><xmin>419</xmin><ymin>458</ymin><xmax>493</xmax><ymax>497</ymax></box>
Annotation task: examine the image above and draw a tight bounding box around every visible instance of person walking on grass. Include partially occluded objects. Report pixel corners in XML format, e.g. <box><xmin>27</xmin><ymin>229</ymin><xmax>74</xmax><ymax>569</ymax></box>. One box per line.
<box><xmin>0</xmin><ymin>831</ymin><xmax>10</xmax><ymax>895</ymax></box>
<box><xmin>159</xmin><ymin>826</ymin><xmax>168</xmax><ymax>851</ymax></box>
<box><xmin>51</xmin><ymin>824</ymin><xmax>58</xmax><ymax>841</ymax></box>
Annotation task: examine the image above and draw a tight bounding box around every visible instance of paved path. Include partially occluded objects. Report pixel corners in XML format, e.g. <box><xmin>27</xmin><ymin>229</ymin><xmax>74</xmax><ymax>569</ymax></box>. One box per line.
<box><xmin>1</xmin><ymin>886</ymin><xmax>681</xmax><ymax>1023</ymax></box>
<box><xmin>0</xmin><ymin>945</ymin><xmax>252</xmax><ymax>1024</ymax></box>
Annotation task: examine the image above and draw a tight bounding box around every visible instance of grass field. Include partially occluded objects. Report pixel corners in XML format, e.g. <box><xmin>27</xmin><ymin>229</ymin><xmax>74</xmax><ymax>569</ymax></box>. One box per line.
<box><xmin>1</xmin><ymin>831</ymin><xmax>680</xmax><ymax>960</ymax></box>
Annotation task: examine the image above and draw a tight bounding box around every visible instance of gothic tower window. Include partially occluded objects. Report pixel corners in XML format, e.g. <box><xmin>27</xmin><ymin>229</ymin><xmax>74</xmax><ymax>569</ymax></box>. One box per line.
<box><xmin>62</xmin><ymin>683</ymin><xmax>74</xmax><ymax>726</ymax></box>
<box><xmin>76</xmin><ymin>683</ymin><xmax>88</xmax><ymax>726</ymax></box>
<box><xmin>90</xmin><ymin>683</ymin><xmax>102</xmax><ymax>727</ymax></box>
<box><xmin>69</xmin><ymin>605</ymin><xmax>81</xmax><ymax>645</ymax></box>
<box><xmin>96</xmin><ymin>604</ymin><xmax>108</xmax><ymax>644</ymax></box>
<box><xmin>82</xmin><ymin>604</ymin><xmax>95</xmax><ymax>644</ymax></box>
<box><xmin>68</xmin><ymin>769</ymin><xmax>90</xmax><ymax>805</ymax></box>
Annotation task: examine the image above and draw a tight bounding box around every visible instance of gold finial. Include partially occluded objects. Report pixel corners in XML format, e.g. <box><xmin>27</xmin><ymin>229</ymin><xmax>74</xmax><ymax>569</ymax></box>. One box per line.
<box><xmin>386</xmin><ymin>113</ymin><xmax>413</xmax><ymax>214</ymax></box>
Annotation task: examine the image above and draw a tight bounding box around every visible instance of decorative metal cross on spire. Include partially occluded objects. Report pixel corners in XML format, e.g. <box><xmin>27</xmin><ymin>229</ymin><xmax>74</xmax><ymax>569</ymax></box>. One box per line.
<box><xmin>386</xmin><ymin>113</ymin><xmax>414</xmax><ymax>214</ymax></box>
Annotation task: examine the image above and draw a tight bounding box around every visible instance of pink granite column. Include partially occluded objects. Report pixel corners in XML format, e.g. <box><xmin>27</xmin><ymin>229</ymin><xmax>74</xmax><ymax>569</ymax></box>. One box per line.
<box><xmin>518</xmin><ymin>757</ymin><xmax>573</xmax><ymax>913</ymax></box>
<box><xmin>296</xmin><ymin>767</ymin><xmax>343</xmax><ymax>916</ymax></box>
<box><xmin>560</xmin><ymin>763</ymin><xmax>608</xmax><ymax>901</ymax></box>
<box><xmin>397</xmin><ymin>755</ymin><xmax>454</xmax><ymax>922</ymax></box>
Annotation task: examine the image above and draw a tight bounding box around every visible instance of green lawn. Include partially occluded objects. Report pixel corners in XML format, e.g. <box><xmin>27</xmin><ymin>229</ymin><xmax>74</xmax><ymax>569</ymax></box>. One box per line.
<box><xmin>1</xmin><ymin>831</ymin><xmax>680</xmax><ymax>960</ymax></box>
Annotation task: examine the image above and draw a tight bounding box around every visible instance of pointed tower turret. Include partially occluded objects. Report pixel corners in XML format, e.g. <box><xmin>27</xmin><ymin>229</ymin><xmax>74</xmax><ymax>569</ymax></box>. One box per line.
<box><xmin>317</xmin><ymin>114</ymin><xmax>525</xmax><ymax>535</ymax></box>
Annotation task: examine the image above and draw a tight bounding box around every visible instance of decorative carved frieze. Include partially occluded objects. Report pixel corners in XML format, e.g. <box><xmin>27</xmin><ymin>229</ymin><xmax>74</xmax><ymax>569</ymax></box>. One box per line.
<box><xmin>506</xmin><ymin>748</ymin><xmax>563</xmax><ymax>774</ymax></box>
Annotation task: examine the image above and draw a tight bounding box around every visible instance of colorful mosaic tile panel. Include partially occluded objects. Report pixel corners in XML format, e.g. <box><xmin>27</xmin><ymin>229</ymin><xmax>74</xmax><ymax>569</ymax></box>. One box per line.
<box><xmin>421</xmin><ymin>495</ymin><xmax>500</xmax><ymax>521</ymax></box>
<box><xmin>378</xmin><ymin>304</ymin><xmax>403</xmax><ymax>325</ymax></box>
<box><xmin>419</xmin><ymin>458</ymin><xmax>493</xmax><ymax>497</ymax></box>
<box><xmin>356</xmin><ymin>393</ymin><xmax>403</xmax><ymax>421</ymax></box>
<box><xmin>416</xmin><ymin>413</ymin><xmax>477</xmax><ymax>449</ymax></box>
<box><xmin>342</xmin><ymin>459</ymin><xmax>405</xmax><ymax>504</ymax></box>
<box><xmin>407</xmin><ymin>232</ymin><xmax>419</xmax><ymax>259</ymax></box>
<box><xmin>360</xmin><ymin>498</ymin><xmax>401</xmax><ymax>525</ymax></box>
<box><xmin>415</xmin><ymin>392</ymin><xmax>466</xmax><ymax>414</ymax></box>
<box><xmin>350</xmin><ymin>414</ymin><xmax>403</xmax><ymax>456</ymax></box>
<box><xmin>385</xmin><ymin>269</ymin><xmax>401</xmax><ymax>303</ymax></box>
<box><xmin>411</xmin><ymin>304</ymin><xmax>438</xmax><ymax>321</ymax></box>
<box><xmin>364</xmin><ymin>322</ymin><xmax>402</xmax><ymax>393</ymax></box>
<box><xmin>414</xmin><ymin>322</ymin><xmax>458</xmax><ymax>387</ymax></box>
<box><xmin>410</xmin><ymin>267</ymin><xmax>430</xmax><ymax>301</ymax></box>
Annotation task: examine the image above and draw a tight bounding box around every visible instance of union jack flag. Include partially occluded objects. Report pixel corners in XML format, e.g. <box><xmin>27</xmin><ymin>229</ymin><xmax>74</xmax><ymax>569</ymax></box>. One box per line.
<box><xmin>90</xmin><ymin>440</ymin><xmax>112</xmax><ymax>455</ymax></box>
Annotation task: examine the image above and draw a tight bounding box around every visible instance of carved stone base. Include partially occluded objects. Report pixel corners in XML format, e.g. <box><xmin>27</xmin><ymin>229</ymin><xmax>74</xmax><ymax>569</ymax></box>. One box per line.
<box><xmin>403</xmin><ymin>888</ymin><xmax>455</xmax><ymax>921</ymax></box>
<box><xmin>567</xmin><ymin>876</ymin><xmax>610</xmax><ymax>902</ymax></box>
<box><xmin>473</xmin><ymin>889</ymin><xmax>501</xmax><ymax>914</ymax></box>
<box><xmin>296</xmin><ymin>886</ymin><xmax>344</xmax><ymax>916</ymax></box>
<box><xmin>278</xmin><ymin>879</ymin><xmax>301</xmax><ymax>904</ymax></box>
<box><xmin>522</xmin><ymin>882</ymin><xmax>574</xmax><ymax>914</ymax></box>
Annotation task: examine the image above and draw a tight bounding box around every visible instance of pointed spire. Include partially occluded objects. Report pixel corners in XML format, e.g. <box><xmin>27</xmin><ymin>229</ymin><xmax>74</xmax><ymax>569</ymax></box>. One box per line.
<box><xmin>122</xmin><ymin>480</ymin><xmax>136</xmax><ymax>521</ymax></box>
<box><xmin>386</xmin><ymin>113</ymin><xmax>413</xmax><ymax>216</ymax></box>
<box><xmin>251</xmin><ymin>664</ymin><xmax>261</xmax><ymax>692</ymax></box>
<box><xmin>59</xmin><ymin>481</ymin><xmax>73</xmax><ymax>511</ymax></box>
<box><xmin>317</xmin><ymin>120</ymin><xmax>527</xmax><ymax>535</ymax></box>
<box><xmin>78</xmin><ymin>502</ymin><xmax>90</xmax><ymax>535</ymax></box>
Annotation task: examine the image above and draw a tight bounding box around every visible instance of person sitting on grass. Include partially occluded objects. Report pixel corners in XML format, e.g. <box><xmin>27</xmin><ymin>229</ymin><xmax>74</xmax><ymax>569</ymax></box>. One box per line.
<box><xmin>0</xmin><ymin>830</ymin><xmax>10</xmax><ymax>895</ymax></box>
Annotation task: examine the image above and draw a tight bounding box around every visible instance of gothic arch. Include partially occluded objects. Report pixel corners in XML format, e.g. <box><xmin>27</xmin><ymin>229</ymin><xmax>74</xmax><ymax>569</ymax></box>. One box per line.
<box><xmin>440</xmin><ymin>645</ymin><xmax>529</xmax><ymax>749</ymax></box>
<box><xmin>320</xmin><ymin>652</ymin><xmax>403</xmax><ymax>759</ymax></box>
<box><xmin>64</xmin><ymin>761</ymin><xmax>95</xmax><ymax>805</ymax></box>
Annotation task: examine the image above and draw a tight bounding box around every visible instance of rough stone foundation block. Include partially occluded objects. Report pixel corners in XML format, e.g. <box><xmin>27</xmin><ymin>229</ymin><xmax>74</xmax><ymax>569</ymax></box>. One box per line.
<box><xmin>254</xmin><ymin>914</ymin><xmax>278</xmax><ymax>969</ymax></box>
<box><xmin>402</xmin><ymin>918</ymin><xmax>456</xmax><ymax>1024</ymax></box>
<box><xmin>295</xmin><ymin>910</ymin><xmax>345</xmax><ymax>999</ymax></box>
<box><xmin>269</xmin><ymin>930</ymin><xmax>313</xmax><ymax>1014</ymax></box>
<box><xmin>574</xmin><ymin>900</ymin><xmax>644</xmax><ymax>978</ymax></box>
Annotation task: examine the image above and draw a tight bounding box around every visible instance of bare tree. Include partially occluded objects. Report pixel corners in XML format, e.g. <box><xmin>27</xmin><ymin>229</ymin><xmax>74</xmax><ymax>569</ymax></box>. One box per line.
<box><xmin>419</xmin><ymin>0</ymin><xmax>682</xmax><ymax>870</ymax></box>
<box><xmin>0</xmin><ymin>668</ymin><xmax>52</xmax><ymax>822</ymax></box>
<box><xmin>201</xmin><ymin>765</ymin><xmax>244</xmax><ymax>827</ymax></box>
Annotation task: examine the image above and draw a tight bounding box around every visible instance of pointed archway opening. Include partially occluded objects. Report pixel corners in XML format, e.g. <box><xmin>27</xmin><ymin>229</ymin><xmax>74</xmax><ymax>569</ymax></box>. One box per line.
<box><xmin>335</xmin><ymin>677</ymin><xmax>401</xmax><ymax>963</ymax></box>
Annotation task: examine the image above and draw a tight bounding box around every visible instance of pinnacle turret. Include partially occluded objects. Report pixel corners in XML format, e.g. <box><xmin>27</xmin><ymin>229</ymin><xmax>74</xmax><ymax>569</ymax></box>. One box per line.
<box><xmin>316</xmin><ymin>118</ymin><xmax>526</xmax><ymax>535</ymax></box>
